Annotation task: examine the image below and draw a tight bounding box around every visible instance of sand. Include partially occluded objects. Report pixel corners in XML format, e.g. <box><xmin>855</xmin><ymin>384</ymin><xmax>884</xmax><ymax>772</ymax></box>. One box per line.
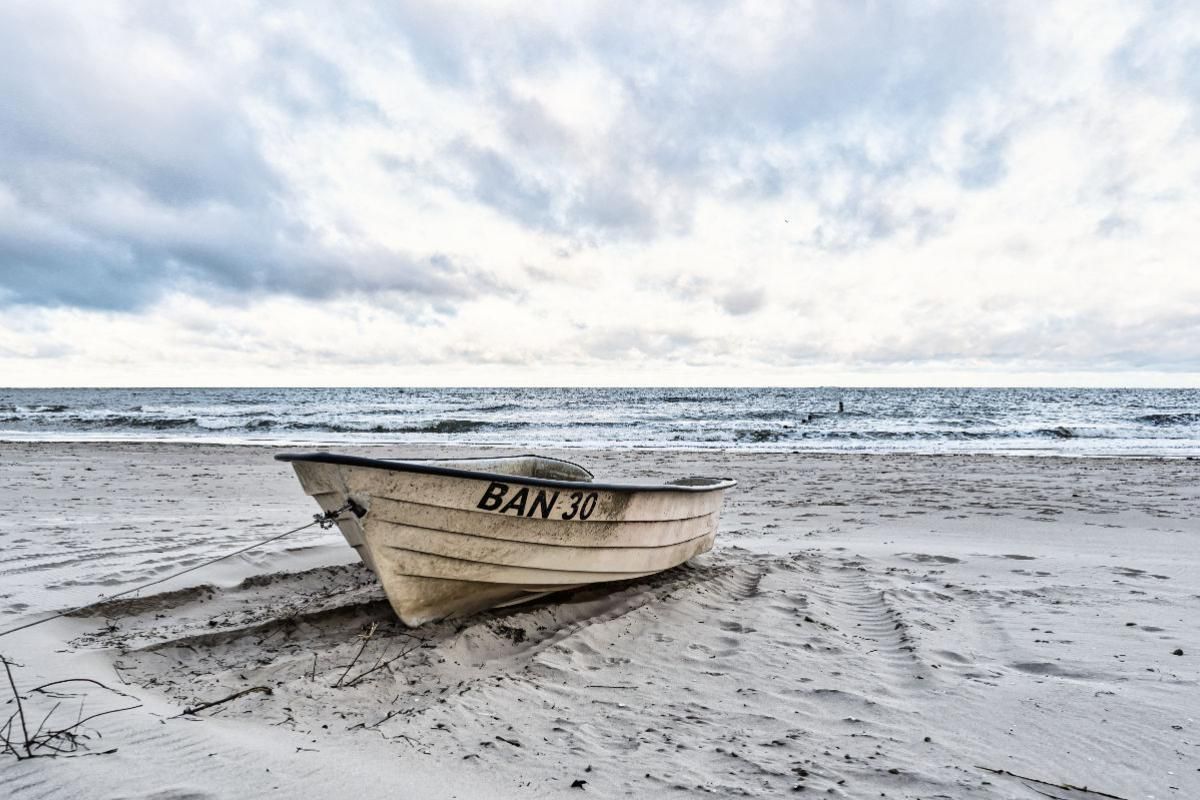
<box><xmin>1</xmin><ymin>441</ymin><xmax>1197</xmax><ymax>798</ymax></box>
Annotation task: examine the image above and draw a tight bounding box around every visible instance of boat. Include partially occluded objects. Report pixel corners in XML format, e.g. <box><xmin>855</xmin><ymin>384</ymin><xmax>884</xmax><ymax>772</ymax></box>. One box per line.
<box><xmin>276</xmin><ymin>452</ymin><xmax>736</xmax><ymax>625</ymax></box>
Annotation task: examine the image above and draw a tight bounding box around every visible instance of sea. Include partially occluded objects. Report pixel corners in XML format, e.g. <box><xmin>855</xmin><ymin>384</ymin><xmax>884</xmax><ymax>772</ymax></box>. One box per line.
<box><xmin>1</xmin><ymin>387</ymin><xmax>1198</xmax><ymax>457</ymax></box>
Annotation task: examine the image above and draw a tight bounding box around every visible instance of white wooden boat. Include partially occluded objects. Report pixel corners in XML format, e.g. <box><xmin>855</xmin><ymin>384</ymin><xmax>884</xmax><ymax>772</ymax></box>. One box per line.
<box><xmin>277</xmin><ymin>452</ymin><xmax>736</xmax><ymax>625</ymax></box>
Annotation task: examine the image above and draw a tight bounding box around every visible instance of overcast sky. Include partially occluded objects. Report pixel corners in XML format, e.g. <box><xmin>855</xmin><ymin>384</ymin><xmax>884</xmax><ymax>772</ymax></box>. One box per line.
<box><xmin>1</xmin><ymin>1</ymin><xmax>1197</xmax><ymax>386</ymax></box>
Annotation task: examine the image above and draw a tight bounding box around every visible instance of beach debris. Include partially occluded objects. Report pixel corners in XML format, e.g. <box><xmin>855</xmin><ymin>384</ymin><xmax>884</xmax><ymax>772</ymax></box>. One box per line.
<box><xmin>570</xmin><ymin>779</ymin><xmax>587</xmax><ymax>789</ymax></box>
<box><xmin>340</xmin><ymin>640</ymin><xmax>423</xmax><ymax>689</ymax></box>
<box><xmin>1172</xmin><ymin>648</ymin><xmax>1183</xmax><ymax>656</ymax></box>
<box><xmin>976</xmin><ymin>765</ymin><xmax>1132</xmax><ymax>799</ymax></box>
<box><xmin>492</xmin><ymin>623</ymin><xmax>526</xmax><ymax>644</ymax></box>
<box><xmin>181</xmin><ymin>686</ymin><xmax>273</xmax><ymax>716</ymax></box>
<box><xmin>334</xmin><ymin>623</ymin><xmax>378</xmax><ymax>688</ymax></box>
<box><xmin>1</xmin><ymin>655</ymin><xmax>140</xmax><ymax>760</ymax></box>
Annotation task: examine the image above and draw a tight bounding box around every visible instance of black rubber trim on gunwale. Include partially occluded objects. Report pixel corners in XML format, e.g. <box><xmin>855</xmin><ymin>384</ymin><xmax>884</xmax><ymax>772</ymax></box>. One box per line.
<box><xmin>275</xmin><ymin>452</ymin><xmax>737</xmax><ymax>493</ymax></box>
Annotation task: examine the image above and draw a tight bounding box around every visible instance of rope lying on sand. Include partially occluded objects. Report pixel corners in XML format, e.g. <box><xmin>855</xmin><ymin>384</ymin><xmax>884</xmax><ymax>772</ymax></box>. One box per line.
<box><xmin>0</xmin><ymin>504</ymin><xmax>353</xmax><ymax>640</ymax></box>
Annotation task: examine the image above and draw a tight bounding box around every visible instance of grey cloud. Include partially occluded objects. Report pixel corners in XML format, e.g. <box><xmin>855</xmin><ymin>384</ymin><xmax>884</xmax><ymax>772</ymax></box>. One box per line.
<box><xmin>454</xmin><ymin>141</ymin><xmax>556</xmax><ymax>231</ymax></box>
<box><xmin>580</xmin><ymin>326</ymin><xmax>704</xmax><ymax>361</ymax></box>
<box><xmin>0</xmin><ymin>180</ymin><xmax>490</xmax><ymax>311</ymax></box>
<box><xmin>499</xmin><ymin>94</ymin><xmax>576</xmax><ymax>155</ymax></box>
<box><xmin>368</xmin><ymin>3</ymin><xmax>576</xmax><ymax>87</ymax></box>
<box><xmin>0</xmin><ymin>3</ymin><xmax>490</xmax><ymax>311</ymax></box>
<box><xmin>369</xmin><ymin>2</ymin><xmax>476</xmax><ymax>85</ymax></box>
<box><xmin>254</xmin><ymin>39</ymin><xmax>382</xmax><ymax>121</ymax></box>
<box><xmin>848</xmin><ymin>306</ymin><xmax>1200</xmax><ymax>372</ymax></box>
<box><xmin>0</xmin><ymin>16</ymin><xmax>275</xmax><ymax>211</ymax></box>
<box><xmin>567</xmin><ymin>178</ymin><xmax>656</xmax><ymax>237</ymax></box>
<box><xmin>136</xmin><ymin>3</ymin><xmax>378</xmax><ymax>121</ymax></box>
<box><xmin>658</xmin><ymin>274</ymin><xmax>711</xmax><ymax>302</ymax></box>
<box><xmin>588</xmin><ymin>3</ymin><xmax>1011</xmax><ymax>166</ymax></box>
<box><xmin>1096</xmin><ymin>213</ymin><xmax>1139</xmax><ymax>237</ymax></box>
<box><xmin>380</xmin><ymin>2</ymin><xmax>1016</xmax><ymax>244</ymax></box>
<box><xmin>719</xmin><ymin>288</ymin><xmax>766</xmax><ymax>316</ymax></box>
<box><xmin>957</xmin><ymin>133</ymin><xmax>1010</xmax><ymax>190</ymax></box>
<box><xmin>448</xmin><ymin>135</ymin><xmax>658</xmax><ymax>239</ymax></box>
<box><xmin>804</xmin><ymin>193</ymin><xmax>953</xmax><ymax>253</ymax></box>
<box><xmin>1110</xmin><ymin>2</ymin><xmax>1200</xmax><ymax>109</ymax></box>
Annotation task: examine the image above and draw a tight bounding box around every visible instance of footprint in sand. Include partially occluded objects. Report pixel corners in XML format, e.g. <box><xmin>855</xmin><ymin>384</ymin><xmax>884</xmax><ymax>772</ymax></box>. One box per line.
<box><xmin>1011</xmin><ymin>662</ymin><xmax>1094</xmax><ymax>680</ymax></box>
<box><xmin>898</xmin><ymin>553</ymin><xmax>960</xmax><ymax>564</ymax></box>
<box><xmin>718</xmin><ymin>620</ymin><xmax>755</xmax><ymax>633</ymax></box>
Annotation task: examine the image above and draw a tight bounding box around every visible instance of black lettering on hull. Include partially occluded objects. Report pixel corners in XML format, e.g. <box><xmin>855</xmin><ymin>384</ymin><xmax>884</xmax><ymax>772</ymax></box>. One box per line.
<box><xmin>528</xmin><ymin>489</ymin><xmax>560</xmax><ymax>519</ymax></box>
<box><xmin>498</xmin><ymin>487</ymin><xmax>530</xmax><ymax>516</ymax></box>
<box><xmin>477</xmin><ymin>481</ymin><xmax>509</xmax><ymax>511</ymax></box>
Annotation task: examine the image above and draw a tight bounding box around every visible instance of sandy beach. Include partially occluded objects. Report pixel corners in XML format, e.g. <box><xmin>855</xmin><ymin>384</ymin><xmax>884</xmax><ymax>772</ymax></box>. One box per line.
<box><xmin>1</xmin><ymin>442</ymin><xmax>1197</xmax><ymax>798</ymax></box>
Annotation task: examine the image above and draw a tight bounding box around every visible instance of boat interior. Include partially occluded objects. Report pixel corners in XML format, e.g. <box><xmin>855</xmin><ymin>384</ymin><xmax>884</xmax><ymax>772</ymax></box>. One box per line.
<box><xmin>408</xmin><ymin>455</ymin><xmax>595</xmax><ymax>482</ymax></box>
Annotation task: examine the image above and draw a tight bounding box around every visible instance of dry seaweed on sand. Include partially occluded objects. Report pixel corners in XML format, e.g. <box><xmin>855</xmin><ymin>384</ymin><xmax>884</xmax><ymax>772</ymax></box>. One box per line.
<box><xmin>1</xmin><ymin>655</ymin><xmax>140</xmax><ymax>760</ymax></box>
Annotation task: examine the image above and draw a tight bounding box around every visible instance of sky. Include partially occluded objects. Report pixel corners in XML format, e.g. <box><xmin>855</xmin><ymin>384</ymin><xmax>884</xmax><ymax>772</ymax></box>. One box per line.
<box><xmin>1</xmin><ymin>1</ymin><xmax>1198</xmax><ymax>387</ymax></box>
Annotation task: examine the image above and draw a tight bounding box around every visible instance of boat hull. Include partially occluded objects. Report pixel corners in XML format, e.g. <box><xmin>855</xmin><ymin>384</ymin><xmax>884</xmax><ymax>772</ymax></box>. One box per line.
<box><xmin>281</xmin><ymin>454</ymin><xmax>734</xmax><ymax>625</ymax></box>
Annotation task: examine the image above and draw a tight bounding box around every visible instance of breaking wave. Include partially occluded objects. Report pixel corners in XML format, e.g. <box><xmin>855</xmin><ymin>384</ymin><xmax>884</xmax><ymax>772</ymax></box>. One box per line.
<box><xmin>1136</xmin><ymin>413</ymin><xmax>1200</xmax><ymax>426</ymax></box>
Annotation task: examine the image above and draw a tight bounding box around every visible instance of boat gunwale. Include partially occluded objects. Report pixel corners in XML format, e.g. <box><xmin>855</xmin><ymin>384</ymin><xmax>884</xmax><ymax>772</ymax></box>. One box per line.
<box><xmin>276</xmin><ymin>451</ymin><xmax>737</xmax><ymax>493</ymax></box>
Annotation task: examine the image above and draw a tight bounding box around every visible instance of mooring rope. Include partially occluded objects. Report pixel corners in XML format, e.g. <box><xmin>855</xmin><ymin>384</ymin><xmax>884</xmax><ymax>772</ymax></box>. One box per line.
<box><xmin>0</xmin><ymin>504</ymin><xmax>353</xmax><ymax>640</ymax></box>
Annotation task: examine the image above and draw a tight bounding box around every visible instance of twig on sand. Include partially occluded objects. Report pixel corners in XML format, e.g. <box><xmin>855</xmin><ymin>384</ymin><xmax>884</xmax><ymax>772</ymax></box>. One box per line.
<box><xmin>368</xmin><ymin>709</ymin><xmax>402</xmax><ymax>728</ymax></box>
<box><xmin>2</xmin><ymin>656</ymin><xmax>31</xmax><ymax>758</ymax></box>
<box><xmin>393</xmin><ymin>732</ymin><xmax>423</xmax><ymax>748</ymax></box>
<box><xmin>181</xmin><ymin>686</ymin><xmax>272</xmax><ymax>716</ymax></box>
<box><xmin>585</xmin><ymin>684</ymin><xmax>637</xmax><ymax>689</ymax></box>
<box><xmin>342</xmin><ymin>642</ymin><xmax>421</xmax><ymax>688</ymax></box>
<box><xmin>347</xmin><ymin>708</ymin><xmax>403</xmax><ymax>732</ymax></box>
<box><xmin>976</xmin><ymin>766</ymin><xmax>1131</xmax><ymax>800</ymax></box>
<box><xmin>2</xmin><ymin>654</ymin><xmax>140</xmax><ymax>760</ymax></box>
<box><xmin>31</xmin><ymin>678</ymin><xmax>138</xmax><ymax>702</ymax></box>
<box><xmin>334</xmin><ymin>623</ymin><xmax>378</xmax><ymax>688</ymax></box>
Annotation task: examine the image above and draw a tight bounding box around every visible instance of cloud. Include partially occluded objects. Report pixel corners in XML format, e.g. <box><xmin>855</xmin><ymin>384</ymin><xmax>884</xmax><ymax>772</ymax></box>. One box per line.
<box><xmin>719</xmin><ymin>288</ymin><xmax>765</xmax><ymax>316</ymax></box>
<box><xmin>346</xmin><ymin>2</ymin><xmax>1020</xmax><ymax>245</ymax></box>
<box><xmin>0</xmin><ymin>2</ymin><xmax>488</xmax><ymax>311</ymax></box>
<box><xmin>1</xmin><ymin>1</ymin><xmax>1199</xmax><ymax>383</ymax></box>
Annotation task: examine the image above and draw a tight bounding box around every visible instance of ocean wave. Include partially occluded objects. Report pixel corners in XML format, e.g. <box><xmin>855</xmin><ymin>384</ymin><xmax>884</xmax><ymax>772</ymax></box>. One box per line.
<box><xmin>422</xmin><ymin>419</ymin><xmax>491</xmax><ymax>434</ymax></box>
<box><xmin>735</xmin><ymin>428</ymin><xmax>788</xmax><ymax>442</ymax></box>
<box><xmin>14</xmin><ymin>404</ymin><xmax>71</xmax><ymax>413</ymax></box>
<box><xmin>794</xmin><ymin>430</ymin><xmax>989</xmax><ymax>441</ymax></box>
<box><xmin>744</xmin><ymin>409</ymin><xmax>794</xmax><ymax>420</ymax></box>
<box><xmin>95</xmin><ymin>415</ymin><xmax>197</xmax><ymax>429</ymax></box>
<box><xmin>275</xmin><ymin>418</ymin><xmax>527</xmax><ymax>435</ymax></box>
<box><xmin>1036</xmin><ymin>426</ymin><xmax>1075</xmax><ymax>439</ymax></box>
<box><xmin>1136</xmin><ymin>413</ymin><xmax>1200</xmax><ymax>426</ymax></box>
<box><xmin>751</xmin><ymin>428</ymin><xmax>1085</xmax><ymax>442</ymax></box>
<box><xmin>633</xmin><ymin>393</ymin><xmax>737</xmax><ymax>404</ymax></box>
<box><xmin>466</xmin><ymin>403</ymin><xmax>521</xmax><ymax>413</ymax></box>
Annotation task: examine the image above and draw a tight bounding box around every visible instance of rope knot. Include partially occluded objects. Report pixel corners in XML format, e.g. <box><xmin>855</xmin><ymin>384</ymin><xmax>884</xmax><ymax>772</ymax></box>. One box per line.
<box><xmin>315</xmin><ymin>501</ymin><xmax>355</xmax><ymax>529</ymax></box>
